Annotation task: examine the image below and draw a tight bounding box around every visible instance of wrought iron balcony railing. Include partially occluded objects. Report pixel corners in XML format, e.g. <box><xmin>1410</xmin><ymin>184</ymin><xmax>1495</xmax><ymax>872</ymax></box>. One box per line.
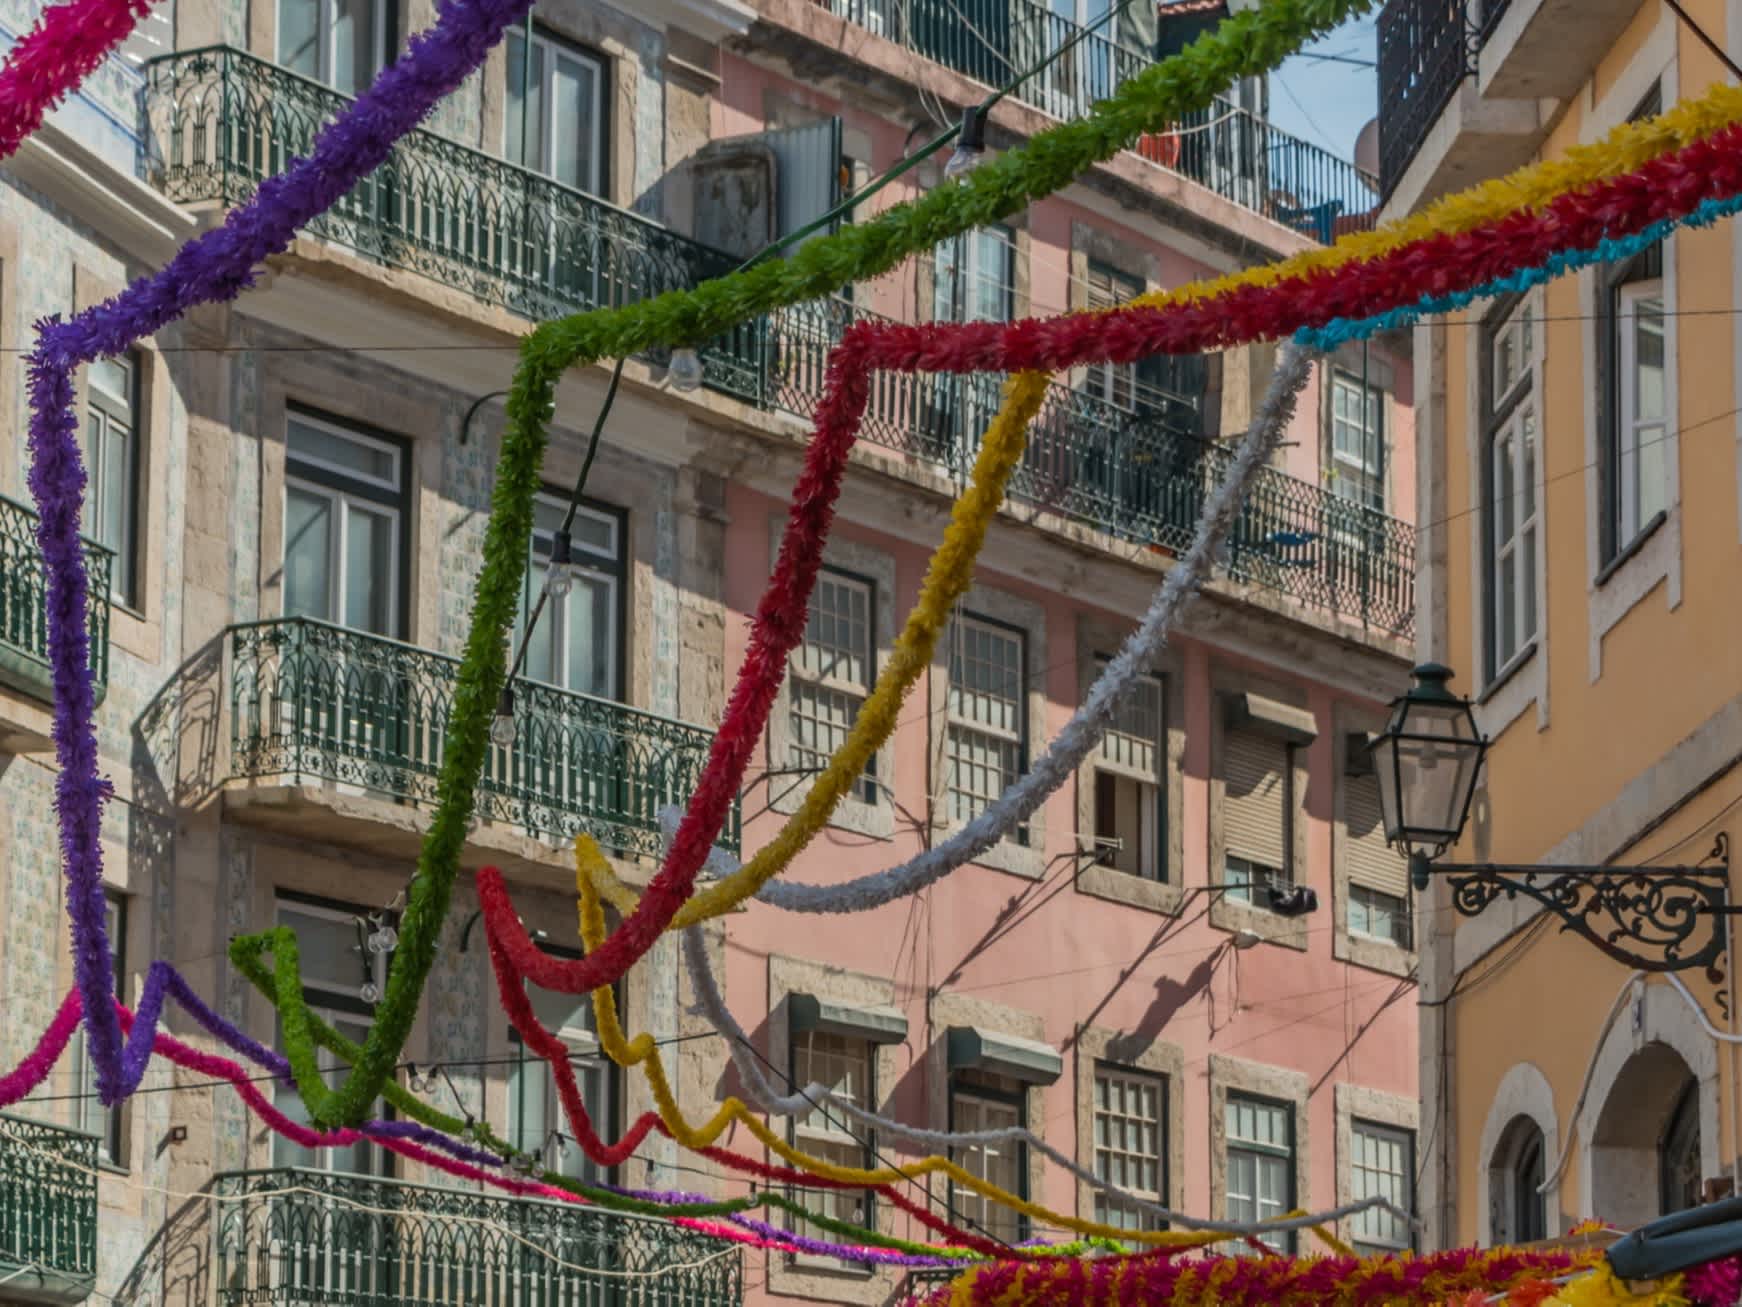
<box><xmin>0</xmin><ymin>494</ymin><xmax>113</xmax><ymax>704</ymax></box>
<box><xmin>0</xmin><ymin>1113</ymin><xmax>99</xmax><ymax>1304</ymax></box>
<box><xmin>211</xmin><ymin>1168</ymin><xmax>743</xmax><ymax>1307</ymax></box>
<box><xmin>811</xmin><ymin>0</ymin><xmax>1379</xmax><ymax>237</ymax></box>
<box><xmin>1377</xmin><ymin>0</ymin><xmax>1477</xmax><ymax>198</ymax></box>
<box><xmin>139</xmin><ymin>50</ymin><xmax>1414</xmax><ymax>635</ymax></box>
<box><xmin>228</xmin><ymin>617</ymin><xmax>737</xmax><ymax>857</ymax></box>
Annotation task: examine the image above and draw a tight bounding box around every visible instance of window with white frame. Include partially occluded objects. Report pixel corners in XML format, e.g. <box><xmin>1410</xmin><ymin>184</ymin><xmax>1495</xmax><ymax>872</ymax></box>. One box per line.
<box><xmin>509</xmin><ymin>964</ymin><xmax>614</xmax><ymax>1185</ymax></box>
<box><xmin>946</xmin><ymin>614</ymin><xmax>1026</xmax><ymax>830</ymax></box>
<box><xmin>790</xmin><ymin>568</ymin><xmax>877</xmax><ymax>804</ymax></box>
<box><xmin>1093</xmin><ymin>660</ymin><xmax>1164</xmax><ymax>879</ymax></box>
<box><xmin>1093</xmin><ymin>1065</ymin><xmax>1167</xmax><ymax>1232</ymax></box>
<box><xmin>506</xmin><ymin>26</ymin><xmax>606</xmax><ymax>194</ymax></box>
<box><xmin>278</xmin><ymin>0</ymin><xmax>397</xmax><ymax>94</ymax></box>
<box><xmin>1225</xmin><ymin>1093</ymin><xmax>1294</xmax><ymax>1253</ymax></box>
<box><xmin>1604</xmin><ymin>249</ymin><xmax>1668</xmax><ymax>559</ymax></box>
<box><xmin>1329</xmin><ymin>371</ymin><xmax>1386</xmax><ymax>511</ymax></box>
<box><xmin>1483</xmin><ymin>297</ymin><xmax>1538</xmax><ymax>678</ymax></box>
<box><xmin>1350</xmin><ymin>1120</ymin><xmax>1414</xmax><ymax>1256</ymax></box>
<box><xmin>934</xmin><ymin>226</ymin><xmax>1014</xmax><ymax>324</ymax></box>
<box><xmin>72</xmin><ymin>892</ymin><xmax>126</xmax><ymax>1166</ymax></box>
<box><xmin>787</xmin><ymin>1031</ymin><xmax>875</xmax><ymax>1260</ymax></box>
<box><xmin>950</xmin><ymin>1074</ymin><xmax>1027</xmax><ymax>1245</ymax></box>
<box><xmin>283</xmin><ymin>412</ymin><xmax>406</xmax><ymax>638</ymax></box>
<box><xmin>521</xmin><ymin>492</ymin><xmax>623</xmax><ymax>700</ymax></box>
<box><xmin>1223</xmin><ymin>729</ymin><xmax>1293</xmax><ymax>906</ymax></box>
<box><xmin>83</xmin><ymin>353</ymin><xmax>140</xmax><ymax>609</ymax></box>
<box><xmin>1083</xmin><ymin>262</ymin><xmax>1140</xmax><ymax>412</ymax></box>
<box><xmin>272</xmin><ymin>896</ymin><xmax>391</xmax><ymax>1176</ymax></box>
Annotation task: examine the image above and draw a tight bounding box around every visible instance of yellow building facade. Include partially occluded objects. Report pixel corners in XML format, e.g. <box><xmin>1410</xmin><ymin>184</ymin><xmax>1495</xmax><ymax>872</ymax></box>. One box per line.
<box><xmin>1378</xmin><ymin>0</ymin><xmax>1742</xmax><ymax>1250</ymax></box>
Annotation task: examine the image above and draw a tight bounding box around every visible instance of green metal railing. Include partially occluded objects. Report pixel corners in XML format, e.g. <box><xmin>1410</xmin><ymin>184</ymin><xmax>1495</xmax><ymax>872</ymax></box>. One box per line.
<box><xmin>228</xmin><ymin>617</ymin><xmax>737</xmax><ymax>857</ymax></box>
<box><xmin>139</xmin><ymin>49</ymin><xmax>1414</xmax><ymax>635</ymax></box>
<box><xmin>0</xmin><ymin>1114</ymin><xmax>99</xmax><ymax>1303</ymax></box>
<box><xmin>211</xmin><ymin>1168</ymin><xmax>742</xmax><ymax>1307</ymax></box>
<box><xmin>0</xmin><ymin>494</ymin><xmax>113</xmax><ymax>703</ymax></box>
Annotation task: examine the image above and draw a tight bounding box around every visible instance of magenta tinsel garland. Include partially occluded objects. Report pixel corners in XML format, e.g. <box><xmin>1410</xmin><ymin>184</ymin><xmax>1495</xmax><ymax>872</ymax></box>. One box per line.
<box><xmin>25</xmin><ymin>0</ymin><xmax>538</xmax><ymax>1105</ymax></box>
<box><xmin>0</xmin><ymin>0</ymin><xmax>157</xmax><ymax>160</ymax></box>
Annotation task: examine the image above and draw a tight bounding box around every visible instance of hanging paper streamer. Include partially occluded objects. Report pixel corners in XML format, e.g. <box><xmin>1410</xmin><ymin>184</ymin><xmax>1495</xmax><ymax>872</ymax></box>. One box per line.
<box><xmin>0</xmin><ymin>0</ymin><xmax>157</xmax><ymax>160</ymax></box>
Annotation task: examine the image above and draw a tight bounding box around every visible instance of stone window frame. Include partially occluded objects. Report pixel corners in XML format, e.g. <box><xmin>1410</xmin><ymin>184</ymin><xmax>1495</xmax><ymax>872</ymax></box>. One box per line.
<box><xmin>1475</xmin><ymin>1061</ymin><xmax>1560</xmax><ymax>1248</ymax></box>
<box><xmin>1333</xmin><ymin>1083</ymin><xmax>1419</xmax><ymax>1253</ymax></box>
<box><xmin>1208</xmin><ymin>1054</ymin><xmax>1310</xmax><ymax>1252</ymax></box>
<box><xmin>1207</xmin><ymin>664</ymin><xmax>1313</xmax><ymax>950</ymax></box>
<box><xmin>928</xmin><ymin>581</ymin><xmax>1048</xmax><ymax>879</ymax></box>
<box><xmin>1331</xmin><ymin>703</ymin><xmax>1415</xmax><ymax>978</ymax></box>
<box><xmin>766</xmin><ymin>954</ymin><xmax>905</xmax><ymax>1303</ymax></box>
<box><xmin>1073</xmin><ymin>1024</ymin><xmax>1185</xmax><ymax>1223</ymax></box>
<box><xmin>1073</xmin><ymin>614</ymin><xmax>1185</xmax><ymax>913</ymax></box>
<box><xmin>928</xmin><ymin>990</ymin><xmax>1051</xmax><ymax>1237</ymax></box>
<box><xmin>766</xmin><ymin>518</ymin><xmax>897</xmax><ymax>839</ymax></box>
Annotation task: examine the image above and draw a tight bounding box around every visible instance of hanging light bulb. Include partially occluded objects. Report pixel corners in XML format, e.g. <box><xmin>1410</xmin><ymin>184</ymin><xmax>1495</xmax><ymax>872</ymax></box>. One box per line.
<box><xmin>490</xmin><ymin>688</ymin><xmax>517</xmax><ymax>748</ymax></box>
<box><xmin>667</xmin><ymin>347</ymin><xmax>704</xmax><ymax>393</ymax></box>
<box><xmin>944</xmin><ymin>105</ymin><xmax>991</xmax><ymax>180</ymax></box>
<box><xmin>360</xmin><ymin>980</ymin><xmax>381</xmax><ymax>1005</ymax></box>
<box><xmin>367</xmin><ymin>924</ymin><xmax>398</xmax><ymax>954</ymax></box>
<box><xmin>545</xmin><ymin>530</ymin><xmax>576</xmax><ymax>600</ymax></box>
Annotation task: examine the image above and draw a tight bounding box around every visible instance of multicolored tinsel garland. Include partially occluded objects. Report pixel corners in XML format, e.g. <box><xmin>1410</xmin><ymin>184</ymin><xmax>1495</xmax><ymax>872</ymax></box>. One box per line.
<box><xmin>26</xmin><ymin>0</ymin><xmax>543</xmax><ymax>1110</ymax></box>
<box><xmin>0</xmin><ymin>0</ymin><xmax>155</xmax><ymax>159</ymax></box>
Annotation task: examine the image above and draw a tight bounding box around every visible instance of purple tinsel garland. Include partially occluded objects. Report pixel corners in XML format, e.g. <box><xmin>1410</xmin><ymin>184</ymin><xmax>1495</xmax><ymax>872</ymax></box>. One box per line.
<box><xmin>25</xmin><ymin>0</ymin><xmax>537</xmax><ymax>1104</ymax></box>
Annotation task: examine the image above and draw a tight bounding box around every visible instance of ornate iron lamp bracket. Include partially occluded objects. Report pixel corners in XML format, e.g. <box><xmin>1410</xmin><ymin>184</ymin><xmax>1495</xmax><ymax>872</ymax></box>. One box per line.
<box><xmin>1430</xmin><ymin>834</ymin><xmax>1731</xmax><ymax>976</ymax></box>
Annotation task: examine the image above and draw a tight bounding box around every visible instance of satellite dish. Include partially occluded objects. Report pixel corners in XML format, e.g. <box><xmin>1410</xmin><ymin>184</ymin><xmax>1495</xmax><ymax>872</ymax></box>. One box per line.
<box><xmin>1354</xmin><ymin>117</ymin><xmax>1380</xmax><ymax>177</ymax></box>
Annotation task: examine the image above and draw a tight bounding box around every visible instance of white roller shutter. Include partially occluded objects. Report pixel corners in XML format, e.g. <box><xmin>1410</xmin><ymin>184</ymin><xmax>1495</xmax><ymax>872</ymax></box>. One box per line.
<box><xmin>1224</xmin><ymin>728</ymin><xmax>1287</xmax><ymax>870</ymax></box>
<box><xmin>1345</xmin><ymin>772</ymin><xmax>1410</xmax><ymax>899</ymax></box>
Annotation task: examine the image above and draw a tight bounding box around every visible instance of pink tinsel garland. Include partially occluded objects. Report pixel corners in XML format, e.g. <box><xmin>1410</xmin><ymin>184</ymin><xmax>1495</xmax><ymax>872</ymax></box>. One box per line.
<box><xmin>0</xmin><ymin>0</ymin><xmax>156</xmax><ymax>160</ymax></box>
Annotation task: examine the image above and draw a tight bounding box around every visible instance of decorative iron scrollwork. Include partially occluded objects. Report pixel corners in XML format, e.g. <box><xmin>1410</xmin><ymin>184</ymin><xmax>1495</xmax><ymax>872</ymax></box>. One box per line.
<box><xmin>1439</xmin><ymin>836</ymin><xmax>1731</xmax><ymax>975</ymax></box>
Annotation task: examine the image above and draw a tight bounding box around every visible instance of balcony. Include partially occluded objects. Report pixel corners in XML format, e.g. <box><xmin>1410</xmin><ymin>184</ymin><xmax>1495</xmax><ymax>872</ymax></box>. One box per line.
<box><xmin>809</xmin><ymin>0</ymin><xmax>1379</xmax><ymax>238</ymax></box>
<box><xmin>227</xmin><ymin>617</ymin><xmax>738</xmax><ymax>859</ymax></box>
<box><xmin>0</xmin><ymin>494</ymin><xmax>112</xmax><ymax>733</ymax></box>
<box><xmin>0</xmin><ymin>1115</ymin><xmax>99</xmax><ymax>1304</ymax></box>
<box><xmin>140</xmin><ymin>51</ymin><xmax>1414</xmax><ymax>637</ymax></box>
<box><xmin>210</xmin><ymin>1168</ymin><xmax>742</xmax><ymax>1307</ymax></box>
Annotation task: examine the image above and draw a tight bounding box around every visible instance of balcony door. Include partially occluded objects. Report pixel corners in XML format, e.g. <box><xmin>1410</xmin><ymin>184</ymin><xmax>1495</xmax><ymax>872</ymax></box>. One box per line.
<box><xmin>925</xmin><ymin>227</ymin><xmax>1012</xmax><ymax>468</ymax></box>
<box><xmin>279</xmin><ymin>412</ymin><xmax>412</xmax><ymax>787</ymax></box>
<box><xmin>1030</xmin><ymin>0</ymin><xmax>1115</xmax><ymax>119</ymax></box>
<box><xmin>278</xmin><ymin>0</ymin><xmax>397</xmax><ymax>95</ymax></box>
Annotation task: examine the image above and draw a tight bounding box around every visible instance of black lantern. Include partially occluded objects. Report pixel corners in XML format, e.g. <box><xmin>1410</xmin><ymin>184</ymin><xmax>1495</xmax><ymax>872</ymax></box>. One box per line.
<box><xmin>1368</xmin><ymin>664</ymin><xmax>1488</xmax><ymax>889</ymax></box>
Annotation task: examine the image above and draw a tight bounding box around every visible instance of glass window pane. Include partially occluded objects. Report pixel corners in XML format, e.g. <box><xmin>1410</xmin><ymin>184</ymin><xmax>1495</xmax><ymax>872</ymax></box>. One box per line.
<box><xmin>288</xmin><ymin>418</ymin><xmax>397</xmax><ymax>487</ymax></box>
<box><xmin>551</xmin><ymin>50</ymin><xmax>597</xmax><ymax>191</ymax></box>
<box><xmin>566</xmin><ymin>572</ymin><xmax>614</xmax><ymax>697</ymax></box>
<box><xmin>343</xmin><ymin>503</ymin><xmax>395</xmax><ymax>635</ymax></box>
<box><xmin>279</xmin><ymin>0</ymin><xmax>321</xmax><ymax>77</ymax></box>
<box><xmin>284</xmin><ymin>487</ymin><xmax>334</xmax><ymax>621</ymax></box>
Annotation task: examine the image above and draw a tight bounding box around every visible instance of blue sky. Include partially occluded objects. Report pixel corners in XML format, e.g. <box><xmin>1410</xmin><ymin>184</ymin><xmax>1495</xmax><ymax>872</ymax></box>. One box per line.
<box><xmin>1267</xmin><ymin>13</ymin><xmax>1378</xmax><ymax>164</ymax></box>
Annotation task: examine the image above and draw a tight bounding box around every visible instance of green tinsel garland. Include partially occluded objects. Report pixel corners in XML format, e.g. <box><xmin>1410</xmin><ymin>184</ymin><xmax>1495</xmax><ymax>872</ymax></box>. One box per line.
<box><xmin>234</xmin><ymin>0</ymin><xmax>1377</xmax><ymax>1132</ymax></box>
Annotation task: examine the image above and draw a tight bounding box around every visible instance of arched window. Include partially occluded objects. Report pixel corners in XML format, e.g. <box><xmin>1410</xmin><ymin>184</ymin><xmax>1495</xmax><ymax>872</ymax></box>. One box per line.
<box><xmin>1660</xmin><ymin>1079</ymin><xmax>1701</xmax><ymax>1215</ymax></box>
<box><xmin>1491</xmin><ymin>1116</ymin><xmax>1547</xmax><ymax>1244</ymax></box>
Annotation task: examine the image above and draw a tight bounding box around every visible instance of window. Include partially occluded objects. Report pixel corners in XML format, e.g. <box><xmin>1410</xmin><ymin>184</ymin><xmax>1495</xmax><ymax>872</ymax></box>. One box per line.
<box><xmin>83</xmin><ymin>353</ymin><xmax>140</xmax><ymax>608</ymax></box>
<box><xmin>1084</xmin><ymin>263</ymin><xmax>1141</xmax><ymax>412</ymax></box>
<box><xmin>1225</xmin><ymin>1093</ymin><xmax>1294</xmax><ymax>1253</ymax></box>
<box><xmin>946</xmin><ymin>615</ymin><xmax>1026</xmax><ymax>830</ymax></box>
<box><xmin>788</xmin><ymin>1032</ymin><xmax>875</xmax><ymax>1261</ymax></box>
<box><xmin>1330</xmin><ymin>371</ymin><xmax>1386</xmax><ymax>511</ymax></box>
<box><xmin>278</xmin><ymin>0</ymin><xmax>397</xmax><ymax>94</ymax></box>
<box><xmin>1344</xmin><ymin>752</ymin><xmax>1412</xmax><ymax>948</ymax></box>
<box><xmin>934</xmin><ymin>227</ymin><xmax>1013</xmax><ymax>324</ymax></box>
<box><xmin>1659</xmin><ymin>1079</ymin><xmax>1701</xmax><ymax>1216</ymax></box>
<box><xmin>272</xmin><ymin>896</ymin><xmax>391</xmax><ymax>1175</ymax></box>
<box><xmin>509</xmin><ymin>965</ymin><xmax>614</xmax><ymax>1185</ymax></box>
<box><xmin>283</xmin><ymin>412</ymin><xmax>406</xmax><ymax>638</ymax></box>
<box><xmin>950</xmin><ymin>1074</ymin><xmax>1027</xmax><ymax>1245</ymax></box>
<box><xmin>1223</xmin><ymin>729</ymin><xmax>1292</xmax><ymax>905</ymax></box>
<box><xmin>790</xmin><ymin>568</ymin><xmax>877</xmax><ymax>804</ymax></box>
<box><xmin>1602</xmin><ymin>247</ymin><xmax>1667</xmax><ymax>559</ymax></box>
<box><xmin>1093</xmin><ymin>1066</ymin><xmax>1167</xmax><ymax>1232</ymax></box>
<box><xmin>1093</xmin><ymin>661</ymin><xmax>1164</xmax><ymax>879</ymax></box>
<box><xmin>71</xmin><ymin>893</ymin><xmax>126</xmax><ymax>1166</ymax></box>
<box><xmin>506</xmin><ymin>26</ymin><xmax>605</xmax><ymax>194</ymax></box>
<box><xmin>1482</xmin><ymin>297</ymin><xmax>1538</xmax><ymax>677</ymax></box>
<box><xmin>1350</xmin><ymin>1121</ymin><xmax>1414</xmax><ymax>1255</ymax></box>
<box><xmin>1491</xmin><ymin>1116</ymin><xmax>1547</xmax><ymax>1243</ymax></box>
<box><xmin>1030</xmin><ymin>0</ymin><xmax>1115</xmax><ymax>116</ymax></box>
<box><xmin>520</xmin><ymin>492</ymin><xmax>623</xmax><ymax>699</ymax></box>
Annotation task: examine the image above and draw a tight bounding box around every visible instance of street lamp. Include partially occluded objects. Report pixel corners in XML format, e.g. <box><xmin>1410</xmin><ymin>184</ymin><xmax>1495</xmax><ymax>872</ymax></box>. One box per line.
<box><xmin>1368</xmin><ymin>664</ymin><xmax>1731</xmax><ymax>975</ymax></box>
<box><xmin>1368</xmin><ymin>664</ymin><xmax>1488</xmax><ymax>891</ymax></box>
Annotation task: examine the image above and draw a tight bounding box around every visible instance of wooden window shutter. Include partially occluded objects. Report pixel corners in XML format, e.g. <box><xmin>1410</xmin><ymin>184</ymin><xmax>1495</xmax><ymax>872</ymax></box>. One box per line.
<box><xmin>1224</xmin><ymin>728</ymin><xmax>1287</xmax><ymax>870</ymax></box>
<box><xmin>1345</xmin><ymin>772</ymin><xmax>1410</xmax><ymax>899</ymax></box>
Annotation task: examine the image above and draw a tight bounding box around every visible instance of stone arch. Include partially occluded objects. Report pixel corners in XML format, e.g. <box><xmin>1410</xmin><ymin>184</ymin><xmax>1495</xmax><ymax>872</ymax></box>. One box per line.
<box><xmin>1576</xmin><ymin>980</ymin><xmax>1720</xmax><ymax>1227</ymax></box>
<box><xmin>1477</xmin><ymin>1061</ymin><xmax>1560</xmax><ymax>1247</ymax></box>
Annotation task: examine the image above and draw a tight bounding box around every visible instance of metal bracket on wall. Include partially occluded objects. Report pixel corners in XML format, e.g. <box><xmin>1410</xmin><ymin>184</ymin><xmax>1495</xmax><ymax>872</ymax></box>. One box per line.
<box><xmin>1434</xmin><ymin>833</ymin><xmax>1731</xmax><ymax>977</ymax></box>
